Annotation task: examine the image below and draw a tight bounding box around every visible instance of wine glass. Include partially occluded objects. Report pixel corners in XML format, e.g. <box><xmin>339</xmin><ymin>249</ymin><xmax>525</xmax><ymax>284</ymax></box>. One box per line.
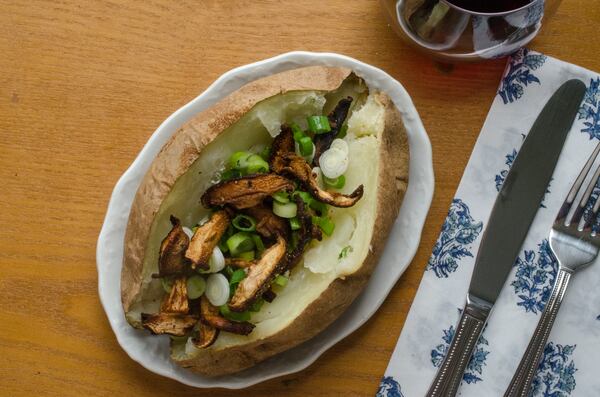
<box><xmin>380</xmin><ymin>0</ymin><xmax>562</xmax><ymax>62</ymax></box>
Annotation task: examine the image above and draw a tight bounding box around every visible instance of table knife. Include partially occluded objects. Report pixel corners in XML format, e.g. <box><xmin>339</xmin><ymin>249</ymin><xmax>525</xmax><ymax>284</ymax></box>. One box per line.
<box><xmin>426</xmin><ymin>79</ymin><xmax>586</xmax><ymax>397</ymax></box>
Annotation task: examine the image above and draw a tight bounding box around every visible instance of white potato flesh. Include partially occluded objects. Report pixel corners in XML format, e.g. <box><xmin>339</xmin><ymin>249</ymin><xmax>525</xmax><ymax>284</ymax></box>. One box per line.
<box><xmin>130</xmin><ymin>86</ymin><xmax>387</xmax><ymax>356</ymax></box>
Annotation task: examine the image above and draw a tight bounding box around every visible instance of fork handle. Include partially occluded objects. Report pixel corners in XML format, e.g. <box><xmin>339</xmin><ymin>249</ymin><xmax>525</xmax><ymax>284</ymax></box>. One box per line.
<box><xmin>504</xmin><ymin>268</ymin><xmax>572</xmax><ymax>397</ymax></box>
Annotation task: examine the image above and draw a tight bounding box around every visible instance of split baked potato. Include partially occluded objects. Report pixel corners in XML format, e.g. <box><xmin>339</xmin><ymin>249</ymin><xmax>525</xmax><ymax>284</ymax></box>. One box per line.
<box><xmin>121</xmin><ymin>66</ymin><xmax>409</xmax><ymax>376</ymax></box>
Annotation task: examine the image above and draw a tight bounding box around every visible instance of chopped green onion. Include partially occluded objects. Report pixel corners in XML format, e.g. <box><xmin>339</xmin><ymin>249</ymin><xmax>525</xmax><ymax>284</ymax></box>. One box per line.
<box><xmin>237</xmin><ymin>250</ymin><xmax>255</xmax><ymax>260</ymax></box>
<box><xmin>307</xmin><ymin>115</ymin><xmax>331</xmax><ymax>134</ymax></box>
<box><xmin>298</xmin><ymin>136</ymin><xmax>314</xmax><ymax>156</ymax></box>
<box><xmin>232</xmin><ymin>214</ymin><xmax>256</xmax><ymax>232</ymax></box>
<box><xmin>186</xmin><ymin>275</ymin><xmax>206</xmax><ymax>299</ymax></box>
<box><xmin>274</xmin><ymin>274</ymin><xmax>288</xmax><ymax>287</ymax></box>
<box><xmin>220</xmin><ymin>168</ymin><xmax>242</xmax><ymax>181</ymax></box>
<box><xmin>337</xmin><ymin>124</ymin><xmax>348</xmax><ymax>139</ymax></box>
<box><xmin>226</xmin><ymin>232</ymin><xmax>255</xmax><ymax>256</ymax></box>
<box><xmin>291</xmin><ymin>123</ymin><xmax>305</xmax><ymax>141</ymax></box>
<box><xmin>324</xmin><ymin>175</ymin><xmax>346</xmax><ymax>189</ymax></box>
<box><xmin>229</xmin><ymin>151</ymin><xmax>251</xmax><ymax>169</ymax></box>
<box><xmin>224</xmin><ymin>265</ymin><xmax>235</xmax><ymax>278</ymax></box>
<box><xmin>229</xmin><ymin>269</ymin><xmax>247</xmax><ymax>285</ymax></box>
<box><xmin>310</xmin><ymin>200</ymin><xmax>328</xmax><ymax>216</ymax></box>
<box><xmin>219</xmin><ymin>305</ymin><xmax>251</xmax><ymax>322</ymax></box>
<box><xmin>312</xmin><ymin>216</ymin><xmax>335</xmax><ymax>236</ymax></box>
<box><xmin>161</xmin><ymin>277</ymin><xmax>173</xmax><ymax>293</ymax></box>
<box><xmin>293</xmin><ymin>231</ymin><xmax>301</xmax><ymax>250</ymax></box>
<box><xmin>273</xmin><ymin>201</ymin><xmax>297</xmax><ymax>218</ymax></box>
<box><xmin>218</xmin><ymin>239</ymin><xmax>229</xmax><ymax>253</ymax></box>
<box><xmin>245</xmin><ymin>154</ymin><xmax>269</xmax><ymax>174</ymax></box>
<box><xmin>249</xmin><ymin>298</ymin><xmax>264</xmax><ymax>312</ymax></box>
<box><xmin>252</xmin><ymin>234</ymin><xmax>265</xmax><ymax>254</ymax></box>
<box><xmin>272</xmin><ymin>191</ymin><xmax>290</xmax><ymax>204</ymax></box>
<box><xmin>339</xmin><ymin>245</ymin><xmax>354</xmax><ymax>259</ymax></box>
<box><xmin>289</xmin><ymin>217</ymin><xmax>301</xmax><ymax>231</ymax></box>
<box><xmin>259</xmin><ymin>146</ymin><xmax>271</xmax><ymax>161</ymax></box>
<box><xmin>293</xmin><ymin>190</ymin><xmax>312</xmax><ymax>205</ymax></box>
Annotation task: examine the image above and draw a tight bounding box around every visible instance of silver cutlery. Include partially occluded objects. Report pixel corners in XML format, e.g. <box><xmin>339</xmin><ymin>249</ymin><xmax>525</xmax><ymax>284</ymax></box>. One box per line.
<box><xmin>504</xmin><ymin>142</ymin><xmax>600</xmax><ymax>397</ymax></box>
<box><xmin>426</xmin><ymin>79</ymin><xmax>586</xmax><ymax>397</ymax></box>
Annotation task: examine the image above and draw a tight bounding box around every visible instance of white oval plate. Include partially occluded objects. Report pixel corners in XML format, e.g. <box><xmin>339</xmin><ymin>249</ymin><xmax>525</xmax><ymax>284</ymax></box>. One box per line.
<box><xmin>96</xmin><ymin>52</ymin><xmax>434</xmax><ymax>389</ymax></box>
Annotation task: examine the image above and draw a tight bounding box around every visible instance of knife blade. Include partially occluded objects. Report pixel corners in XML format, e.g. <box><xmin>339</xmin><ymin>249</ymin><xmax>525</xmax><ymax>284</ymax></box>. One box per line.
<box><xmin>426</xmin><ymin>79</ymin><xmax>586</xmax><ymax>397</ymax></box>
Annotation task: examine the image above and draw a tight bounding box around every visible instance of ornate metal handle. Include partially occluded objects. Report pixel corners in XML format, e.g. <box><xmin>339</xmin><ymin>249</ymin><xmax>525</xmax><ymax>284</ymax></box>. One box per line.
<box><xmin>426</xmin><ymin>297</ymin><xmax>490</xmax><ymax>397</ymax></box>
<box><xmin>504</xmin><ymin>268</ymin><xmax>572</xmax><ymax>397</ymax></box>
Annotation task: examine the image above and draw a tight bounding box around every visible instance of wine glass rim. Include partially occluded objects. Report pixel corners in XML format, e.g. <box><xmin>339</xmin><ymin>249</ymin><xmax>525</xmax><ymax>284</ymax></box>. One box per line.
<box><xmin>440</xmin><ymin>0</ymin><xmax>543</xmax><ymax>16</ymax></box>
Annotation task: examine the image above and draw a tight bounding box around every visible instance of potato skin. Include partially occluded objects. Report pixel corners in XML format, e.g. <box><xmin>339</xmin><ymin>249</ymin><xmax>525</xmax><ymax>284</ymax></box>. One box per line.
<box><xmin>121</xmin><ymin>66</ymin><xmax>409</xmax><ymax>376</ymax></box>
<box><xmin>175</xmin><ymin>93</ymin><xmax>409</xmax><ymax>376</ymax></box>
<box><xmin>121</xmin><ymin>66</ymin><xmax>352</xmax><ymax>314</ymax></box>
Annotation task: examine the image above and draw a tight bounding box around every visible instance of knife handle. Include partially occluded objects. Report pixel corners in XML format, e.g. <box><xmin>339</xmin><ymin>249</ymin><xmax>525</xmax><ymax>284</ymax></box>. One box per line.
<box><xmin>504</xmin><ymin>269</ymin><xmax>571</xmax><ymax>397</ymax></box>
<box><xmin>426</xmin><ymin>297</ymin><xmax>490</xmax><ymax>397</ymax></box>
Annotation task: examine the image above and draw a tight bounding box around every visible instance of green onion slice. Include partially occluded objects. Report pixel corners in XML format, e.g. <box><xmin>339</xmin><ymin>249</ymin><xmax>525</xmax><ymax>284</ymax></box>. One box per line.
<box><xmin>245</xmin><ymin>154</ymin><xmax>269</xmax><ymax>174</ymax></box>
<box><xmin>289</xmin><ymin>217</ymin><xmax>301</xmax><ymax>231</ymax></box>
<box><xmin>232</xmin><ymin>214</ymin><xmax>256</xmax><ymax>232</ymax></box>
<box><xmin>291</xmin><ymin>122</ymin><xmax>305</xmax><ymax>141</ymax></box>
<box><xmin>312</xmin><ymin>216</ymin><xmax>335</xmax><ymax>236</ymax></box>
<box><xmin>272</xmin><ymin>191</ymin><xmax>290</xmax><ymax>203</ymax></box>
<box><xmin>226</xmin><ymin>232</ymin><xmax>255</xmax><ymax>256</ymax></box>
<box><xmin>273</xmin><ymin>201</ymin><xmax>297</xmax><ymax>218</ymax></box>
<box><xmin>229</xmin><ymin>269</ymin><xmax>247</xmax><ymax>285</ymax></box>
<box><xmin>249</xmin><ymin>298</ymin><xmax>264</xmax><ymax>312</ymax></box>
<box><xmin>324</xmin><ymin>175</ymin><xmax>346</xmax><ymax>189</ymax></box>
<box><xmin>298</xmin><ymin>136</ymin><xmax>314</xmax><ymax>157</ymax></box>
<box><xmin>229</xmin><ymin>151</ymin><xmax>251</xmax><ymax>169</ymax></box>
<box><xmin>307</xmin><ymin>115</ymin><xmax>331</xmax><ymax>134</ymax></box>
<box><xmin>219</xmin><ymin>305</ymin><xmax>251</xmax><ymax>322</ymax></box>
<box><xmin>237</xmin><ymin>250</ymin><xmax>255</xmax><ymax>261</ymax></box>
<box><xmin>252</xmin><ymin>234</ymin><xmax>265</xmax><ymax>254</ymax></box>
<box><xmin>186</xmin><ymin>275</ymin><xmax>206</xmax><ymax>299</ymax></box>
<box><xmin>274</xmin><ymin>274</ymin><xmax>288</xmax><ymax>287</ymax></box>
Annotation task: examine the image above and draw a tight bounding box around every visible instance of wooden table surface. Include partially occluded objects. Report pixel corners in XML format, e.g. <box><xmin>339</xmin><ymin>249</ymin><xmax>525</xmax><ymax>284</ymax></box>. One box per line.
<box><xmin>1</xmin><ymin>1</ymin><xmax>599</xmax><ymax>396</ymax></box>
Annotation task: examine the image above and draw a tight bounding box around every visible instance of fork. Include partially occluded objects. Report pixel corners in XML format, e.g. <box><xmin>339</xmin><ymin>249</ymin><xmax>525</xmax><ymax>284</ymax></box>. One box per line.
<box><xmin>504</xmin><ymin>142</ymin><xmax>600</xmax><ymax>397</ymax></box>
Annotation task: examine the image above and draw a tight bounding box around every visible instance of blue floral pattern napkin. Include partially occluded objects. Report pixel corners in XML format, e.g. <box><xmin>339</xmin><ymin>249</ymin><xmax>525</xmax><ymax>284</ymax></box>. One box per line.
<box><xmin>377</xmin><ymin>49</ymin><xmax>600</xmax><ymax>397</ymax></box>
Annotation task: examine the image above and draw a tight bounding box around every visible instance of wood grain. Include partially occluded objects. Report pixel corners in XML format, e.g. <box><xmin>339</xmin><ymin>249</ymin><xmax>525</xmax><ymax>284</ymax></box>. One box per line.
<box><xmin>1</xmin><ymin>0</ymin><xmax>598</xmax><ymax>395</ymax></box>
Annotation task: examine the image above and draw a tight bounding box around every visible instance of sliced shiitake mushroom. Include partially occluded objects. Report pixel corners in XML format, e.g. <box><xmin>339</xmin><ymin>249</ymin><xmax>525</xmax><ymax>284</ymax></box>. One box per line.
<box><xmin>160</xmin><ymin>276</ymin><xmax>189</xmax><ymax>314</ymax></box>
<box><xmin>228</xmin><ymin>236</ymin><xmax>287</xmax><ymax>313</ymax></box>
<box><xmin>199</xmin><ymin>296</ymin><xmax>254</xmax><ymax>335</ymax></box>
<box><xmin>201</xmin><ymin>174</ymin><xmax>294</xmax><ymax>210</ymax></box>
<box><xmin>243</xmin><ymin>203</ymin><xmax>290</xmax><ymax>240</ymax></box>
<box><xmin>156</xmin><ymin>216</ymin><xmax>189</xmax><ymax>277</ymax></box>
<box><xmin>141</xmin><ymin>313</ymin><xmax>198</xmax><ymax>336</ymax></box>
<box><xmin>191</xmin><ymin>321</ymin><xmax>219</xmax><ymax>349</ymax></box>
<box><xmin>185</xmin><ymin>210</ymin><xmax>230</xmax><ymax>270</ymax></box>
<box><xmin>280</xmin><ymin>197</ymin><xmax>314</xmax><ymax>273</ymax></box>
<box><xmin>225</xmin><ymin>257</ymin><xmax>257</xmax><ymax>268</ymax></box>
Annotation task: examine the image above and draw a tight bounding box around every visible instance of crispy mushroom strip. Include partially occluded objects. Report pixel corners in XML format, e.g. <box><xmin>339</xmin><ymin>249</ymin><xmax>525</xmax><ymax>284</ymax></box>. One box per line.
<box><xmin>191</xmin><ymin>321</ymin><xmax>219</xmax><ymax>349</ymax></box>
<box><xmin>160</xmin><ymin>276</ymin><xmax>189</xmax><ymax>314</ymax></box>
<box><xmin>281</xmin><ymin>197</ymin><xmax>314</xmax><ymax>273</ymax></box>
<box><xmin>229</xmin><ymin>236</ymin><xmax>287</xmax><ymax>313</ymax></box>
<box><xmin>313</xmin><ymin>97</ymin><xmax>353</xmax><ymax>166</ymax></box>
<box><xmin>225</xmin><ymin>257</ymin><xmax>257</xmax><ymax>268</ymax></box>
<box><xmin>281</xmin><ymin>152</ymin><xmax>363</xmax><ymax>208</ymax></box>
<box><xmin>141</xmin><ymin>313</ymin><xmax>198</xmax><ymax>336</ymax></box>
<box><xmin>201</xmin><ymin>174</ymin><xmax>294</xmax><ymax>210</ymax></box>
<box><xmin>185</xmin><ymin>210</ymin><xmax>230</xmax><ymax>270</ymax></box>
<box><xmin>199</xmin><ymin>296</ymin><xmax>255</xmax><ymax>335</ymax></box>
<box><xmin>155</xmin><ymin>216</ymin><xmax>189</xmax><ymax>277</ymax></box>
<box><xmin>243</xmin><ymin>203</ymin><xmax>290</xmax><ymax>240</ymax></box>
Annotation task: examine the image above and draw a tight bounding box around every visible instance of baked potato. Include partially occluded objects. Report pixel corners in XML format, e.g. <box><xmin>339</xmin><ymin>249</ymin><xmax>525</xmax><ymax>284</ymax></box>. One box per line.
<box><xmin>121</xmin><ymin>66</ymin><xmax>409</xmax><ymax>376</ymax></box>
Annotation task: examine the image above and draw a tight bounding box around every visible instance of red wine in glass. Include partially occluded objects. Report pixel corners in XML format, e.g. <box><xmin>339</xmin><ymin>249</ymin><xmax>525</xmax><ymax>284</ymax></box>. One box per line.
<box><xmin>445</xmin><ymin>0</ymin><xmax>533</xmax><ymax>13</ymax></box>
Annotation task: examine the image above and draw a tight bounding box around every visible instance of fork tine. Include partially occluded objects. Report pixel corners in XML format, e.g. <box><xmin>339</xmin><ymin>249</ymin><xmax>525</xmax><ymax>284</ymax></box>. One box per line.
<box><xmin>557</xmin><ymin>142</ymin><xmax>600</xmax><ymax>225</ymax></box>
<box><xmin>571</xmin><ymin>163</ymin><xmax>600</xmax><ymax>227</ymax></box>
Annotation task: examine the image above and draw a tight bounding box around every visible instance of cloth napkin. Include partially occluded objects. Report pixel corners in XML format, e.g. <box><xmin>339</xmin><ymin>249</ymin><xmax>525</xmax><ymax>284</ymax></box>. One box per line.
<box><xmin>377</xmin><ymin>48</ymin><xmax>600</xmax><ymax>397</ymax></box>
